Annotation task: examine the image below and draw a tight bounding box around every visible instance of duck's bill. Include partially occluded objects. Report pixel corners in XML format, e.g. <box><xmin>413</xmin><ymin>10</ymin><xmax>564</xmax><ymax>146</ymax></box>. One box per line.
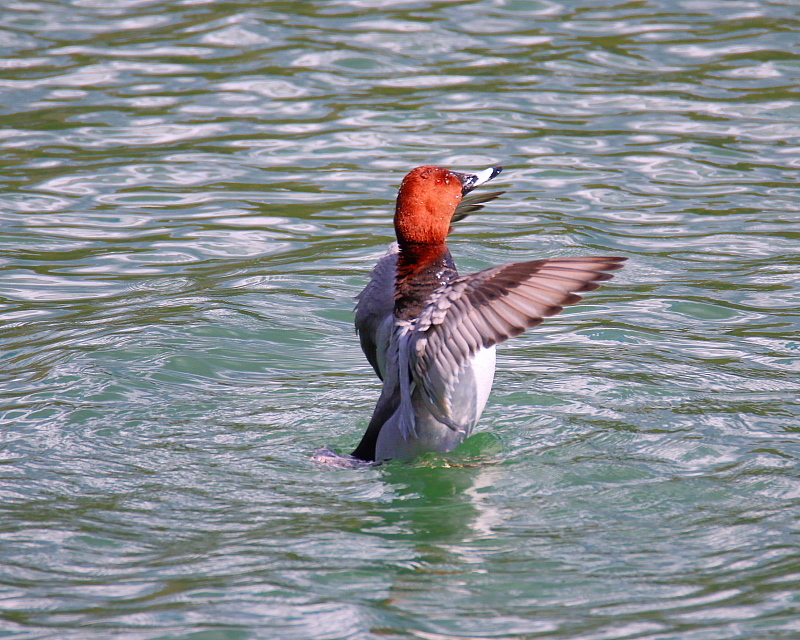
<box><xmin>453</xmin><ymin>166</ymin><xmax>503</xmax><ymax>193</ymax></box>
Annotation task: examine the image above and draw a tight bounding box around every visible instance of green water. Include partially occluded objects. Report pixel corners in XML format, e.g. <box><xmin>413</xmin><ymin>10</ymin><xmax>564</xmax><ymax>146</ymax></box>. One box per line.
<box><xmin>1</xmin><ymin>1</ymin><xmax>799</xmax><ymax>638</ymax></box>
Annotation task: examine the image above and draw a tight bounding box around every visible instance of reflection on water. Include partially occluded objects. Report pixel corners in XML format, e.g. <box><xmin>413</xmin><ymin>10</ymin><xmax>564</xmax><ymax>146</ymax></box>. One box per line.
<box><xmin>1</xmin><ymin>0</ymin><xmax>799</xmax><ymax>638</ymax></box>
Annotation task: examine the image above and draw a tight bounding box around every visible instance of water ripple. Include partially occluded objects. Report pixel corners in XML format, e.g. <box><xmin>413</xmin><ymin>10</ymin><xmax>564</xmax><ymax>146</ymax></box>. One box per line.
<box><xmin>0</xmin><ymin>0</ymin><xmax>799</xmax><ymax>639</ymax></box>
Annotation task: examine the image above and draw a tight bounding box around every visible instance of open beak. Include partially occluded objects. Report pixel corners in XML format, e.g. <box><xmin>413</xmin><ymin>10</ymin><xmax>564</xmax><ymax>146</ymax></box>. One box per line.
<box><xmin>452</xmin><ymin>166</ymin><xmax>503</xmax><ymax>194</ymax></box>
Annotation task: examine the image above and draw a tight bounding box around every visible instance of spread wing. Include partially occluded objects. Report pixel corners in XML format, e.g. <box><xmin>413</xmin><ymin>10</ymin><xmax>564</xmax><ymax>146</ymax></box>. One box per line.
<box><xmin>451</xmin><ymin>190</ymin><xmax>504</xmax><ymax>224</ymax></box>
<box><xmin>408</xmin><ymin>256</ymin><xmax>626</xmax><ymax>425</ymax></box>
<box><xmin>354</xmin><ymin>244</ymin><xmax>399</xmax><ymax>379</ymax></box>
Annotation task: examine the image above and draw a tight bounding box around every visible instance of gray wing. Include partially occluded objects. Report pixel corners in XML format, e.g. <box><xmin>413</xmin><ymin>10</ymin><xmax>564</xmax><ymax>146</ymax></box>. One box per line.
<box><xmin>452</xmin><ymin>190</ymin><xmax>505</xmax><ymax>223</ymax></box>
<box><xmin>354</xmin><ymin>243</ymin><xmax>399</xmax><ymax>380</ymax></box>
<box><xmin>409</xmin><ymin>256</ymin><xmax>626</xmax><ymax>425</ymax></box>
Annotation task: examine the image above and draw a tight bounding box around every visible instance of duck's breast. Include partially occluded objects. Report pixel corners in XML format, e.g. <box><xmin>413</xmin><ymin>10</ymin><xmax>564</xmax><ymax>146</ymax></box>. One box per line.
<box><xmin>373</xmin><ymin>344</ymin><xmax>497</xmax><ymax>460</ymax></box>
<box><xmin>441</xmin><ymin>345</ymin><xmax>497</xmax><ymax>431</ymax></box>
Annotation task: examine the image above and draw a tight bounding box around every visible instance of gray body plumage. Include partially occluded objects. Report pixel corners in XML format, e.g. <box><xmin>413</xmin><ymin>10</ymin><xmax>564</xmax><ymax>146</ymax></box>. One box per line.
<box><xmin>353</xmin><ymin>243</ymin><xmax>625</xmax><ymax>461</ymax></box>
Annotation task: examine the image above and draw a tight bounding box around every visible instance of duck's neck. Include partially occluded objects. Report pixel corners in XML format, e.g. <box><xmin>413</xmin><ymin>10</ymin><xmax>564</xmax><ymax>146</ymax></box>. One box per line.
<box><xmin>394</xmin><ymin>242</ymin><xmax>457</xmax><ymax>321</ymax></box>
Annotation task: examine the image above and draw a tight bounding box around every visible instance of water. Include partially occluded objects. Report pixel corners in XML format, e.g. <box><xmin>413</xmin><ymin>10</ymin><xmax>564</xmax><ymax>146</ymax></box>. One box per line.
<box><xmin>1</xmin><ymin>0</ymin><xmax>799</xmax><ymax>638</ymax></box>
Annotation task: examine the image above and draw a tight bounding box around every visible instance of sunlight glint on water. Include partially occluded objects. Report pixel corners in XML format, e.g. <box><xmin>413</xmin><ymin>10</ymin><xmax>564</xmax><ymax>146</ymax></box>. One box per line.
<box><xmin>0</xmin><ymin>1</ymin><xmax>798</xmax><ymax>639</ymax></box>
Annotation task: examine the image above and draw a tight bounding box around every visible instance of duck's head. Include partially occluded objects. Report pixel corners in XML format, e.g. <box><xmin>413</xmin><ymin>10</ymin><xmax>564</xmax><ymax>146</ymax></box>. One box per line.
<box><xmin>394</xmin><ymin>165</ymin><xmax>502</xmax><ymax>247</ymax></box>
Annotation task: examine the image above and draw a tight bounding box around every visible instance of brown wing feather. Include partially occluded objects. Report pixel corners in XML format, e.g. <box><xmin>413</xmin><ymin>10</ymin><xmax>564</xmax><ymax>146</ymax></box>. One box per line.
<box><xmin>451</xmin><ymin>191</ymin><xmax>505</xmax><ymax>224</ymax></box>
<box><xmin>410</xmin><ymin>256</ymin><xmax>626</xmax><ymax>418</ymax></box>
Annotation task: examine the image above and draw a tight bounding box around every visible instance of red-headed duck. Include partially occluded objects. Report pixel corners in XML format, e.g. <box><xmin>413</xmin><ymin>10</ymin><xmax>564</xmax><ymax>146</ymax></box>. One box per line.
<box><xmin>349</xmin><ymin>165</ymin><xmax>625</xmax><ymax>462</ymax></box>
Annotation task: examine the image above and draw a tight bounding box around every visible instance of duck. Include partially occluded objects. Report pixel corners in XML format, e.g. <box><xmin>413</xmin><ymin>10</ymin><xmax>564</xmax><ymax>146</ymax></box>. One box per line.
<box><xmin>350</xmin><ymin>165</ymin><xmax>625</xmax><ymax>462</ymax></box>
